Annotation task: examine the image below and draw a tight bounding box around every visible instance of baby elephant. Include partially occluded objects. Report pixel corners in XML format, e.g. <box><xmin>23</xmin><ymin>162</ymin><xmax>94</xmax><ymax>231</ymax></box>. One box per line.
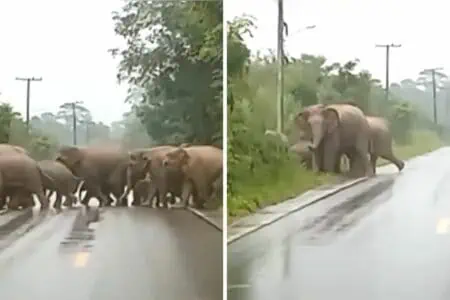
<box><xmin>366</xmin><ymin>116</ymin><xmax>405</xmax><ymax>174</ymax></box>
<box><xmin>289</xmin><ymin>140</ymin><xmax>313</xmax><ymax>170</ymax></box>
<box><xmin>38</xmin><ymin>160</ymin><xmax>80</xmax><ymax>209</ymax></box>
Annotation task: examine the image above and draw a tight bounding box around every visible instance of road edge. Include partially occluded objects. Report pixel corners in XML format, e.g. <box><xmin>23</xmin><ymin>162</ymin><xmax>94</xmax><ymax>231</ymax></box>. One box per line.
<box><xmin>227</xmin><ymin>176</ymin><xmax>368</xmax><ymax>244</ymax></box>
<box><xmin>187</xmin><ymin>207</ymin><xmax>223</xmax><ymax>231</ymax></box>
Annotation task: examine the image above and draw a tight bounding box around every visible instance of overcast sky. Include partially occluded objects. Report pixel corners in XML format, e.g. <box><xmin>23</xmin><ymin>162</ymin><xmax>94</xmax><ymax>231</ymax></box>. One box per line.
<box><xmin>0</xmin><ymin>0</ymin><xmax>129</xmax><ymax>125</ymax></box>
<box><xmin>226</xmin><ymin>0</ymin><xmax>450</xmax><ymax>84</ymax></box>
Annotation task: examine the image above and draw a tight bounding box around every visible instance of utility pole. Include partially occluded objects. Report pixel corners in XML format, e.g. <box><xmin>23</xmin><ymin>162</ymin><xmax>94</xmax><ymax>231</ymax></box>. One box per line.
<box><xmin>276</xmin><ymin>0</ymin><xmax>285</xmax><ymax>133</ymax></box>
<box><xmin>71</xmin><ymin>102</ymin><xmax>77</xmax><ymax>145</ymax></box>
<box><xmin>423</xmin><ymin>67</ymin><xmax>444</xmax><ymax>124</ymax></box>
<box><xmin>375</xmin><ymin>44</ymin><xmax>401</xmax><ymax>102</ymax></box>
<box><xmin>85</xmin><ymin>120</ymin><xmax>93</xmax><ymax>144</ymax></box>
<box><xmin>15</xmin><ymin>77</ymin><xmax>42</xmax><ymax>131</ymax></box>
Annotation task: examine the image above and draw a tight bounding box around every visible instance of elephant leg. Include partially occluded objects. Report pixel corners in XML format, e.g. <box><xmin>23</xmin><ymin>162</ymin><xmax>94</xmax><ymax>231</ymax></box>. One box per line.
<box><xmin>35</xmin><ymin>190</ymin><xmax>50</xmax><ymax>209</ymax></box>
<box><xmin>86</xmin><ymin>183</ymin><xmax>109</xmax><ymax>207</ymax></box>
<box><xmin>62</xmin><ymin>193</ymin><xmax>76</xmax><ymax>208</ymax></box>
<box><xmin>380</xmin><ymin>153</ymin><xmax>405</xmax><ymax>172</ymax></box>
<box><xmin>370</xmin><ymin>154</ymin><xmax>378</xmax><ymax>175</ymax></box>
<box><xmin>8</xmin><ymin>194</ymin><xmax>20</xmax><ymax>210</ymax></box>
<box><xmin>180</xmin><ymin>180</ymin><xmax>195</xmax><ymax>208</ymax></box>
<box><xmin>53</xmin><ymin>193</ymin><xmax>63</xmax><ymax>209</ymax></box>
<box><xmin>131</xmin><ymin>189</ymin><xmax>140</xmax><ymax>206</ymax></box>
<box><xmin>0</xmin><ymin>195</ymin><xmax>6</xmax><ymax>210</ymax></box>
<box><xmin>158</xmin><ymin>186</ymin><xmax>169</xmax><ymax>209</ymax></box>
<box><xmin>81</xmin><ymin>190</ymin><xmax>92</xmax><ymax>206</ymax></box>
<box><xmin>351</xmin><ymin>150</ymin><xmax>372</xmax><ymax>178</ymax></box>
<box><xmin>145</xmin><ymin>182</ymin><xmax>158</xmax><ymax>208</ymax></box>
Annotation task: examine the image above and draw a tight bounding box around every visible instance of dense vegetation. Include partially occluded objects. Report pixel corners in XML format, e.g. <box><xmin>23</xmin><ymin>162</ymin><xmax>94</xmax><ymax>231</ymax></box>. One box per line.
<box><xmin>227</xmin><ymin>15</ymin><xmax>445</xmax><ymax>219</ymax></box>
<box><xmin>110</xmin><ymin>0</ymin><xmax>223</xmax><ymax>146</ymax></box>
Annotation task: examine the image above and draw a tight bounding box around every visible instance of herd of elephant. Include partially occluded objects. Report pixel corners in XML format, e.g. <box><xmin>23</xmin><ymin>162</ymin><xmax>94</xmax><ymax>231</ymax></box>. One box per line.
<box><xmin>289</xmin><ymin>102</ymin><xmax>405</xmax><ymax>177</ymax></box>
<box><xmin>0</xmin><ymin>143</ymin><xmax>223</xmax><ymax>211</ymax></box>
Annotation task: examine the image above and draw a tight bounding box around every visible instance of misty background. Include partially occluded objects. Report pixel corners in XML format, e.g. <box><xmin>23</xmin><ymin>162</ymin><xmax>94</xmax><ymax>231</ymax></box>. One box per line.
<box><xmin>0</xmin><ymin>1</ymin><xmax>222</xmax><ymax>159</ymax></box>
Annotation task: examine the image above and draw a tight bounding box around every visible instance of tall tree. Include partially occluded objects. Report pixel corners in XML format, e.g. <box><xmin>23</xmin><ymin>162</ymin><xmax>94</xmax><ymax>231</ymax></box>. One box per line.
<box><xmin>110</xmin><ymin>0</ymin><xmax>223</xmax><ymax>145</ymax></box>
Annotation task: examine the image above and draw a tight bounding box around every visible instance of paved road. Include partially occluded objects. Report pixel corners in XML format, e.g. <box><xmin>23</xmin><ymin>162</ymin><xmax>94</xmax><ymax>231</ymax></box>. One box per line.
<box><xmin>228</xmin><ymin>147</ymin><xmax>450</xmax><ymax>300</ymax></box>
<box><xmin>0</xmin><ymin>206</ymin><xmax>222</xmax><ymax>300</ymax></box>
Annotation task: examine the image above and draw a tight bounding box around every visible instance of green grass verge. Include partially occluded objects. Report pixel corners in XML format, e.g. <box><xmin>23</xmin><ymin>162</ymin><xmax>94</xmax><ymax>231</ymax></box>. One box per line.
<box><xmin>228</xmin><ymin>130</ymin><xmax>444</xmax><ymax>223</ymax></box>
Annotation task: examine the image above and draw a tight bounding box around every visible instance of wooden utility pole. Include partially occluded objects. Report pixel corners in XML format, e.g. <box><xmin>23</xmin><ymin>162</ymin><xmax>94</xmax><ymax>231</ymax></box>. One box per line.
<box><xmin>71</xmin><ymin>102</ymin><xmax>77</xmax><ymax>145</ymax></box>
<box><xmin>276</xmin><ymin>0</ymin><xmax>285</xmax><ymax>133</ymax></box>
<box><xmin>375</xmin><ymin>44</ymin><xmax>401</xmax><ymax>102</ymax></box>
<box><xmin>423</xmin><ymin>67</ymin><xmax>444</xmax><ymax>124</ymax></box>
<box><xmin>15</xmin><ymin>77</ymin><xmax>42</xmax><ymax>131</ymax></box>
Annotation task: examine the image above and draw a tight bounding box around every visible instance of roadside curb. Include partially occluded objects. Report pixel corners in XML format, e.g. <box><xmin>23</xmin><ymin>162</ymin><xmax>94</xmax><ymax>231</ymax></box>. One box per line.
<box><xmin>227</xmin><ymin>176</ymin><xmax>368</xmax><ymax>244</ymax></box>
<box><xmin>187</xmin><ymin>207</ymin><xmax>223</xmax><ymax>231</ymax></box>
<box><xmin>227</xmin><ymin>148</ymin><xmax>443</xmax><ymax>244</ymax></box>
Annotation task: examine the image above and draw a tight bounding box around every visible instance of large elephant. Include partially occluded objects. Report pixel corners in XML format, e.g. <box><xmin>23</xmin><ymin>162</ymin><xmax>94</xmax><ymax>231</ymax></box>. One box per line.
<box><xmin>38</xmin><ymin>160</ymin><xmax>81</xmax><ymax>209</ymax></box>
<box><xmin>0</xmin><ymin>154</ymin><xmax>53</xmax><ymax>209</ymax></box>
<box><xmin>119</xmin><ymin>145</ymin><xmax>183</xmax><ymax>208</ymax></box>
<box><xmin>295</xmin><ymin>103</ymin><xmax>373</xmax><ymax>177</ymax></box>
<box><xmin>55</xmin><ymin>146</ymin><xmax>128</xmax><ymax>207</ymax></box>
<box><xmin>162</xmin><ymin>145</ymin><xmax>223</xmax><ymax>209</ymax></box>
<box><xmin>366</xmin><ymin>116</ymin><xmax>405</xmax><ymax>174</ymax></box>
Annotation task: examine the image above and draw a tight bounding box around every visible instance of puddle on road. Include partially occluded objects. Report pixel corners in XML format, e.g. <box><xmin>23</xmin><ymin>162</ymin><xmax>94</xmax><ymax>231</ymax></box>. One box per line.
<box><xmin>59</xmin><ymin>207</ymin><xmax>101</xmax><ymax>253</ymax></box>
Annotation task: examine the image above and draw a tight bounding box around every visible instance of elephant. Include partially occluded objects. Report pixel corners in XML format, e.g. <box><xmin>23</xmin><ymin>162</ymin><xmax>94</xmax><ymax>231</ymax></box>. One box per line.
<box><xmin>0</xmin><ymin>144</ymin><xmax>29</xmax><ymax>156</ymax></box>
<box><xmin>0</xmin><ymin>144</ymin><xmax>30</xmax><ymax>209</ymax></box>
<box><xmin>289</xmin><ymin>140</ymin><xmax>314</xmax><ymax>170</ymax></box>
<box><xmin>119</xmin><ymin>145</ymin><xmax>184</xmax><ymax>208</ymax></box>
<box><xmin>295</xmin><ymin>103</ymin><xmax>373</xmax><ymax>177</ymax></box>
<box><xmin>0</xmin><ymin>154</ymin><xmax>54</xmax><ymax>209</ymax></box>
<box><xmin>162</xmin><ymin>145</ymin><xmax>223</xmax><ymax>209</ymax></box>
<box><xmin>55</xmin><ymin>145</ymin><xmax>128</xmax><ymax>207</ymax></box>
<box><xmin>366</xmin><ymin>116</ymin><xmax>405</xmax><ymax>174</ymax></box>
<box><xmin>38</xmin><ymin>160</ymin><xmax>81</xmax><ymax>209</ymax></box>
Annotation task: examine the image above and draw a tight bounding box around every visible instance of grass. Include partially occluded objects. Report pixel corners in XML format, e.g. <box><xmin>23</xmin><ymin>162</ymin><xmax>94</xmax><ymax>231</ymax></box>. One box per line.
<box><xmin>228</xmin><ymin>130</ymin><xmax>444</xmax><ymax>223</ymax></box>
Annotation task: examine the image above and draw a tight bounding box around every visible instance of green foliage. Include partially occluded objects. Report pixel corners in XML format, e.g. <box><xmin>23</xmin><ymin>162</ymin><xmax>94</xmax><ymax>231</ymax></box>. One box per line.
<box><xmin>227</xmin><ymin>15</ymin><xmax>445</xmax><ymax>218</ymax></box>
<box><xmin>389</xmin><ymin>101</ymin><xmax>414</xmax><ymax>144</ymax></box>
<box><xmin>0</xmin><ymin>103</ymin><xmax>19</xmax><ymax>143</ymax></box>
<box><xmin>110</xmin><ymin>0</ymin><xmax>223</xmax><ymax>146</ymax></box>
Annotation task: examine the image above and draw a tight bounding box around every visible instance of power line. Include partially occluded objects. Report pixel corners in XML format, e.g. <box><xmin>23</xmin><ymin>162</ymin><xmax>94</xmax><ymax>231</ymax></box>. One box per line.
<box><xmin>375</xmin><ymin>44</ymin><xmax>401</xmax><ymax>102</ymax></box>
<box><xmin>15</xmin><ymin>76</ymin><xmax>42</xmax><ymax>131</ymax></box>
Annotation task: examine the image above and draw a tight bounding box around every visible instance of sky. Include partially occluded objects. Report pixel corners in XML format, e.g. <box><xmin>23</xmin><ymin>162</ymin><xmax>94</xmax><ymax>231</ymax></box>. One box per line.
<box><xmin>226</xmin><ymin>0</ymin><xmax>450</xmax><ymax>85</ymax></box>
<box><xmin>0</xmin><ymin>0</ymin><xmax>129</xmax><ymax>125</ymax></box>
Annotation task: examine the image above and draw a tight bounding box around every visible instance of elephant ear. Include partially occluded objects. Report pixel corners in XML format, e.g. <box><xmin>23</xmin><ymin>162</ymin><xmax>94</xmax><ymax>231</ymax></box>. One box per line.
<box><xmin>294</xmin><ymin>111</ymin><xmax>309</xmax><ymax>128</ymax></box>
<box><xmin>323</xmin><ymin>107</ymin><xmax>340</xmax><ymax>134</ymax></box>
<box><xmin>175</xmin><ymin>147</ymin><xmax>190</xmax><ymax>165</ymax></box>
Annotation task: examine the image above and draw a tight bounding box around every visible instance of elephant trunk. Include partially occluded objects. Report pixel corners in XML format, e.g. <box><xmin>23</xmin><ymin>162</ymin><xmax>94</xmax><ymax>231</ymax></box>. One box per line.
<box><xmin>309</xmin><ymin>123</ymin><xmax>325</xmax><ymax>152</ymax></box>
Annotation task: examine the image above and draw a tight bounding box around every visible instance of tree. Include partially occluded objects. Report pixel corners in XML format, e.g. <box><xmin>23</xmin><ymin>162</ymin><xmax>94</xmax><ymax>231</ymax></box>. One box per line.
<box><xmin>0</xmin><ymin>103</ymin><xmax>20</xmax><ymax>143</ymax></box>
<box><xmin>110</xmin><ymin>0</ymin><xmax>223</xmax><ymax>146</ymax></box>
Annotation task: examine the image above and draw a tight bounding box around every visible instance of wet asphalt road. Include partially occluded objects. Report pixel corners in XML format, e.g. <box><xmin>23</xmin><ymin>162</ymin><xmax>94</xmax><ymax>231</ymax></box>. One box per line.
<box><xmin>228</xmin><ymin>147</ymin><xmax>450</xmax><ymax>300</ymax></box>
<box><xmin>0</xmin><ymin>206</ymin><xmax>222</xmax><ymax>300</ymax></box>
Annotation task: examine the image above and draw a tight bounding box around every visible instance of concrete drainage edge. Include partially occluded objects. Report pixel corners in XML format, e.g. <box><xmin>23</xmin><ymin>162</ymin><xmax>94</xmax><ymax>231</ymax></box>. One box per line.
<box><xmin>187</xmin><ymin>207</ymin><xmax>222</xmax><ymax>232</ymax></box>
<box><xmin>227</xmin><ymin>176</ymin><xmax>369</xmax><ymax>244</ymax></box>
